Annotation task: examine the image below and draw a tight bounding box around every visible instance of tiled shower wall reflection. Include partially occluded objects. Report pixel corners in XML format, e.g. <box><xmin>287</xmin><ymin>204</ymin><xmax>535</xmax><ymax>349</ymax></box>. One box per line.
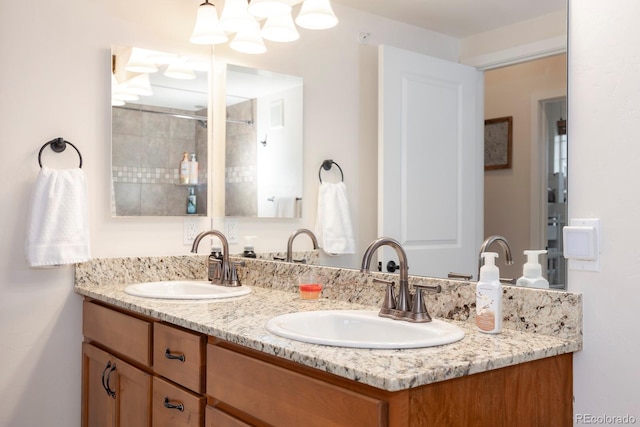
<box><xmin>225</xmin><ymin>99</ymin><xmax>257</xmax><ymax>216</ymax></box>
<box><xmin>111</xmin><ymin>106</ymin><xmax>208</xmax><ymax>216</ymax></box>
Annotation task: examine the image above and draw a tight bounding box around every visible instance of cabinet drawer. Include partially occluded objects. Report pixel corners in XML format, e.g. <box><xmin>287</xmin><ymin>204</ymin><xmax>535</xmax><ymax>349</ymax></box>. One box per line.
<box><xmin>153</xmin><ymin>323</ymin><xmax>205</xmax><ymax>393</ymax></box>
<box><xmin>205</xmin><ymin>406</ymin><xmax>251</xmax><ymax>427</ymax></box>
<box><xmin>83</xmin><ymin>301</ymin><xmax>152</xmax><ymax>367</ymax></box>
<box><xmin>207</xmin><ymin>345</ymin><xmax>387</xmax><ymax>427</ymax></box>
<box><xmin>153</xmin><ymin>377</ymin><xmax>204</xmax><ymax>427</ymax></box>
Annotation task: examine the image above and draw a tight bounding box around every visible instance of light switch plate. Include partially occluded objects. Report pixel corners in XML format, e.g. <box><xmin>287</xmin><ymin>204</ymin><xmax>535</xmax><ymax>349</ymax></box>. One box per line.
<box><xmin>563</xmin><ymin>218</ymin><xmax>600</xmax><ymax>272</ymax></box>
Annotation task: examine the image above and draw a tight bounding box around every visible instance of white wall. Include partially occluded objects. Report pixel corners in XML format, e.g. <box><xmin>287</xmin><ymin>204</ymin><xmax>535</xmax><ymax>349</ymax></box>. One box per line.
<box><xmin>0</xmin><ymin>1</ymin><xmax>458</xmax><ymax>425</ymax></box>
<box><xmin>3</xmin><ymin>0</ymin><xmax>635</xmax><ymax>424</ymax></box>
<box><xmin>570</xmin><ymin>1</ymin><xmax>640</xmax><ymax>421</ymax></box>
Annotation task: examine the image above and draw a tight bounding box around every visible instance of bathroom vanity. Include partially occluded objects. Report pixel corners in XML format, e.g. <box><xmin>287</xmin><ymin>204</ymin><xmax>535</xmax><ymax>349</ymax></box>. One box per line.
<box><xmin>76</xmin><ymin>256</ymin><xmax>582</xmax><ymax>426</ymax></box>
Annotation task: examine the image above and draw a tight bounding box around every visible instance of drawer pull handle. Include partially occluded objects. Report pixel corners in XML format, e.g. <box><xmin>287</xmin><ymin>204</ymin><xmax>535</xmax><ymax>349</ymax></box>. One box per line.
<box><xmin>105</xmin><ymin>362</ymin><xmax>116</xmax><ymax>398</ymax></box>
<box><xmin>101</xmin><ymin>361</ymin><xmax>111</xmax><ymax>396</ymax></box>
<box><xmin>164</xmin><ymin>348</ymin><xmax>186</xmax><ymax>362</ymax></box>
<box><xmin>163</xmin><ymin>396</ymin><xmax>184</xmax><ymax>412</ymax></box>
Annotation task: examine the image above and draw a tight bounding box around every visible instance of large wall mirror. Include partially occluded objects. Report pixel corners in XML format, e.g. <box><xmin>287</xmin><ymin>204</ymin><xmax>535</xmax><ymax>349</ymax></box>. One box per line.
<box><xmin>110</xmin><ymin>45</ymin><xmax>210</xmax><ymax>216</ymax></box>
<box><xmin>224</xmin><ymin>64</ymin><xmax>303</xmax><ymax>218</ymax></box>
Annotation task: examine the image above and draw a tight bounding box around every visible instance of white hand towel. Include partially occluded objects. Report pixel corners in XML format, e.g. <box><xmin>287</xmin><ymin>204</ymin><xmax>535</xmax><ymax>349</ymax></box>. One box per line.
<box><xmin>274</xmin><ymin>196</ymin><xmax>296</xmax><ymax>218</ymax></box>
<box><xmin>26</xmin><ymin>166</ymin><xmax>91</xmax><ymax>267</ymax></box>
<box><xmin>314</xmin><ymin>182</ymin><xmax>355</xmax><ymax>255</ymax></box>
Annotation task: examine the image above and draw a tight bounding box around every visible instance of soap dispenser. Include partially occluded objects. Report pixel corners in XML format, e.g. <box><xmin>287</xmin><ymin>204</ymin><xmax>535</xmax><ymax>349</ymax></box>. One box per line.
<box><xmin>516</xmin><ymin>250</ymin><xmax>549</xmax><ymax>289</ymax></box>
<box><xmin>243</xmin><ymin>236</ymin><xmax>257</xmax><ymax>258</ymax></box>
<box><xmin>476</xmin><ymin>252</ymin><xmax>502</xmax><ymax>334</ymax></box>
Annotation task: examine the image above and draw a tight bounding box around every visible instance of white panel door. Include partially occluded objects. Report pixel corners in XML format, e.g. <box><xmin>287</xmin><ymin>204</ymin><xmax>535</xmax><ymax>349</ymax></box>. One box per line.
<box><xmin>379</xmin><ymin>45</ymin><xmax>484</xmax><ymax>279</ymax></box>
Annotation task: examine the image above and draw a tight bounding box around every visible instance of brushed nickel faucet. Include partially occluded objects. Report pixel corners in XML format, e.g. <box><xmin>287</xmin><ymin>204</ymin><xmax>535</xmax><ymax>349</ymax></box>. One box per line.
<box><xmin>191</xmin><ymin>229</ymin><xmax>243</xmax><ymax>286</ymax></box>
<box><xmin>274</xmin><ymin>228</ymin><xmax>319</xmax><ymax>263</ymax></box>
<box><xmin>478</xmin><ymin>235</ymin><xmax>514</xmax><ymax>282</ymax></box>
<box><xmin>361</xmin><ymin>237</ymin><xmax>441</xmax><ymax>323</ymax></box>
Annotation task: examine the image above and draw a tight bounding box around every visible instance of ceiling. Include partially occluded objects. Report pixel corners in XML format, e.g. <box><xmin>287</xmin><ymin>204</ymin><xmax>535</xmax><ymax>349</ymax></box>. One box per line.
<box><xmin>332</xmin><ymin>0</ymin><xmax>565</xmax><ymax>38</ymax></box>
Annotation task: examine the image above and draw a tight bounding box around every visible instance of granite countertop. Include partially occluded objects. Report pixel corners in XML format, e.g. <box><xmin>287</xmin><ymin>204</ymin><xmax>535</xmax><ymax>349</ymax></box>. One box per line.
<box><xmin>75</xmin><ymin>266</ymin><xmax>582</xmax><ymax>392</ymax></box>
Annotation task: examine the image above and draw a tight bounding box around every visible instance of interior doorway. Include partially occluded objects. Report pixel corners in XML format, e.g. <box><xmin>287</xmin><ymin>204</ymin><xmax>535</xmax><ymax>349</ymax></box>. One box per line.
<box><xmin>542</xmin><ymin>99</ymin><xmax>568</xmax><ymax>288</ymax></box>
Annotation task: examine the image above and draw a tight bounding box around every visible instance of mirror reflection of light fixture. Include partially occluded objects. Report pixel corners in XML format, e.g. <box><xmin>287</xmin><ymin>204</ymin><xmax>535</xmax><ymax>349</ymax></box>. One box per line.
<box><xmin>164</xmin><ymin>58</ymin><xmax>197</xmax><ymax>80</ymax></box>
<box><xmin>125</xmin><ymin>47</ymin><xmax>158</xmax><ymax>73</ymax></box>
<box><xmin>190</xmin><ymin>0</ymin><xmax>337</xmax><ymax>54</ymax></box>
<box><xmin>112</xmin><ymin>48</ymin><xmax>205</xmax><ymax>107</ymax></box>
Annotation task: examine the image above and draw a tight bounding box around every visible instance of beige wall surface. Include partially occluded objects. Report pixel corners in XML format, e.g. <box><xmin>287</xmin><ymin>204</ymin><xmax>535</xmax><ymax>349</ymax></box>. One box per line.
<box><xmin>0</xmin><ymin>2</ymin><xmax>458</xmax><ymax>425</ymax></box>
<box><xmin>5</xmin><ymin>0</ymin><xmax>635</xmax><ymax>424</ymax></box>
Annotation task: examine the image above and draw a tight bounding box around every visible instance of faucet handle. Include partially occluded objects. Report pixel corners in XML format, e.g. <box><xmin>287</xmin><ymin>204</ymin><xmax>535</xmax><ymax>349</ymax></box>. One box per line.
<box><xmin>226</xmin><ymin>260</ymin><xmax>245</xmax><ymax>287</ymax></box>
<box><xmin>207</xmin><ymin>258</ymin><xmax>223</xmax><ymax>284</ymax></box>
<box><xmin>407</xmin><ymin>283</ymin><xmax>442</xmax><ymax>323</ymax></box>
<box><xmin>373</xmin><ymin>278</ymin><xmax>397</xmax><ymax>318</ymax></box>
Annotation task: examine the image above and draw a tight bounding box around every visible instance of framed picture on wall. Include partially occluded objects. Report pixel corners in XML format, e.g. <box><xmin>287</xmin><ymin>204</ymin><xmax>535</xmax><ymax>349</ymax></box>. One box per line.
<box><xmin>484</xmin><ymin>116</ymin><xmax>513</xmax><ymax>170</ymax></box>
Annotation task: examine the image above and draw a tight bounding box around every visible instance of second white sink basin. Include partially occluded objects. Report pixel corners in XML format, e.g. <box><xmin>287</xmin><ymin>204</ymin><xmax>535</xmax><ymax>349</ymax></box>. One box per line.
<box><xmin>124</xmin><ymin>280</ymin><xmax>251</xmax><ymax>300</ymax></box>
<box><xmin>265</xmin><ymin>310</ymin><xmax>465</xmax><ymax>349</ymax></box>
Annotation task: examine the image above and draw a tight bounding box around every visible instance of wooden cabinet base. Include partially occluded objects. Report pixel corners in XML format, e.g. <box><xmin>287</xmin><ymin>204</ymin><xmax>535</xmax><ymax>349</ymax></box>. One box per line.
<box><xmin>207</xmin><ymin>340</ymin><xmax>573</xmax><ymax>427</ymax></box>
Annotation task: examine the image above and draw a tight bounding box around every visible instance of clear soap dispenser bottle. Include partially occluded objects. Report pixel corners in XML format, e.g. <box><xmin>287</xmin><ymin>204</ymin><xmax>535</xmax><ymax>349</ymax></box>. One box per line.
<box><xmin>516</xmin><ymin>250</ymin><xmax>549</xmax><ymax>289</ymax></box>
<box><xmin>189</xmin><ymin>153</ymin><xmax>198</xmax><ymax>184</ymax></box>
<box><xmin>476</xmin><ymin>252</ymin><xmax>502</xmax><ymax>334</ymax></box>
<box><xmin>179</xmin><ymin>152</ymin><xmax>190</xmax><ymax>184</ymax></box>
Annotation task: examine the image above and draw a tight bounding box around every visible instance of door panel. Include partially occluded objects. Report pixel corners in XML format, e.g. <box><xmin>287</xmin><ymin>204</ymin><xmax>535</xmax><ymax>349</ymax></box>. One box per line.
<box><xmin>379</xmin><ymin>45</ymin><xmax>483</xmax><ymax>278</ymax></box>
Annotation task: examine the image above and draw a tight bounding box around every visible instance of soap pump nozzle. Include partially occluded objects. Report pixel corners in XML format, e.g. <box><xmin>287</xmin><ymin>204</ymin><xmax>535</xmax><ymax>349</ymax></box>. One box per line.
<box><xmin>479</xmin><ymin>252</ymin><xmax>499</xmax><ymax>282</ymax></box>
<box><xmin>522</xmin><ymin>250</ymin><xmax>547</xmax><ymax>278</ymax></box>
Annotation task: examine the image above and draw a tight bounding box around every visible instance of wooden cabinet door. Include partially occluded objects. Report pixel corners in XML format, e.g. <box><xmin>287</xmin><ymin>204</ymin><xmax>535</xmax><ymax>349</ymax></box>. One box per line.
<box><xmin>82</xmin><ymin>343</ymin><xmax>116</xmax><ymax>427</ymax></box>
<box><xmin>113</xmin><ymin>355</ymin><xmax>152</xmax><ymax>427</ymax></box>
<box><xmin>82</xmin><ymin>343</ymin><xmax>152</xmax><ymax>427</ymax></box>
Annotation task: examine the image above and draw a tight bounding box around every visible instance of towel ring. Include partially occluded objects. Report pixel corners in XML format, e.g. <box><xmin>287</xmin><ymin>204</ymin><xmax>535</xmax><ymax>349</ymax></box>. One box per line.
<box><xmin>318</xmin><ymin>159</ymin><xmax>343</xmax><ymax>183</ymax></box>
<box><xmin>38</xmin><ymin>137</ymin><xmax>83</xmax><ymax>168</ymax></box>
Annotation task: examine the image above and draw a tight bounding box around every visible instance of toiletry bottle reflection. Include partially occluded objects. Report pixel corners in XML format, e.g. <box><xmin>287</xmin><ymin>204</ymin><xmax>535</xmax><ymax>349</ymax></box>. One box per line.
<box><xmin>187</xmin><ymin>187</ymin><xmax>197</xmax><ymax>214</ymax></box>
<box><xmin>179</xmin><ymin>152</ymin><xmax>190</xmax><ymax>184</ymax></box>
<box><xmin>189</xmin><ymin>153</ymin><xmax>198</xmax><ymax>184</ymax></box>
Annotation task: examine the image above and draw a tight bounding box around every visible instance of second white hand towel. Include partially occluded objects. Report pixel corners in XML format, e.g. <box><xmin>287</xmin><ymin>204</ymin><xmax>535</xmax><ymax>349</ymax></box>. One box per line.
<box><xmin>314</xmin><ymin>181</ymin><xmax>355</xmax><ymax>255</ymax></box>
<box><xmin>274</xmin><ymin>196</ymin><xmax>296</xmax><ymax>218</ymax></box>
<box><xmin>26</xmin><ymin>166</ymin><xmax>91</xmax><ymax>267</ymax></box>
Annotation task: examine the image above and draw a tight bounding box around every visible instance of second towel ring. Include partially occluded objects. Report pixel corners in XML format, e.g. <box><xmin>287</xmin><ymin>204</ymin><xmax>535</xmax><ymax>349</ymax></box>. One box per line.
<box><xmin>318</xmin><ymin>159</ymin><xmax>343</xmax><ymax>183</ymax></box>
<box><xmin>38</xmin><ymin>137</ymin><xmax>83</xmax><ymax>168</ymax></box>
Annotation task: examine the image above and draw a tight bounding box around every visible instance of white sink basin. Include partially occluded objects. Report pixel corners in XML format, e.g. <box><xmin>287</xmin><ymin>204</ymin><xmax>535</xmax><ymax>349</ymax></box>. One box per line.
<box><xmin>124</xmin><ymin>280</ymin><xmax>251</xmax><ymax>300</ymax></box>
<box><xmin>265</xmin><ymin>310</ymin><xmax>465</xmax><ymax>349</ymax></box>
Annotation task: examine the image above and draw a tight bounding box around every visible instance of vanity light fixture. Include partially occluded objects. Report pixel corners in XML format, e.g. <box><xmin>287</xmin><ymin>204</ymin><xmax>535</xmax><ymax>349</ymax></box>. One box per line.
<box><xmin>189</xmin><ymin>0</ymin><xmax>337</xmax><ymax>54</ymax></box>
